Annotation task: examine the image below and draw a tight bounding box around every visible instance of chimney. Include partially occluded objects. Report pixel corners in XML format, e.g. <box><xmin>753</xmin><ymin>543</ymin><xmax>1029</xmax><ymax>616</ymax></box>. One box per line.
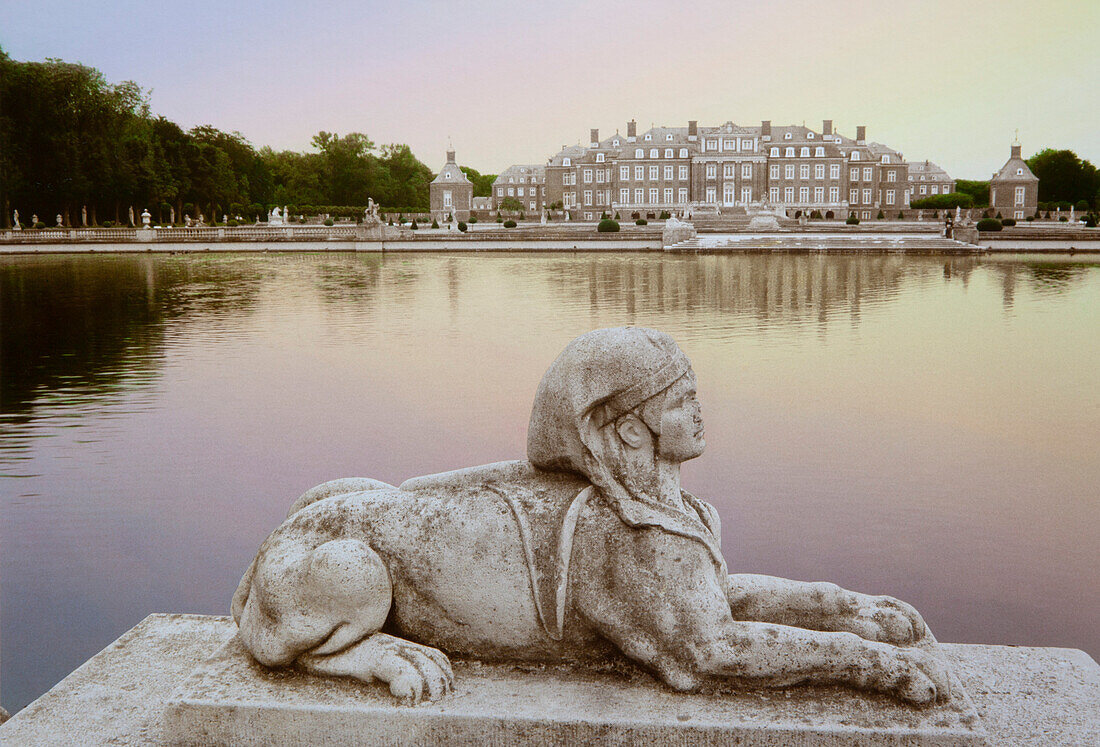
<box><xmin>761</xmin><ymin>120</ymin><xmax>771</xmax><ymax>140</ymax></box>
<box><xmin>822</xmin><ymin>119</ymin><xmax>833</xmax><ymax>136</ymax></box>
<box><xmin>1011</xmin><ymin>144</ymin><xmax>1022</xmax><ymax>159</ymax></box>
<box><xmin>688</xmin><ymin>120</ymin><xmax>698</xmax><ymax>140</ymax></box>
<box><xmin>627</xmin><ymin>119</ymin><xmax>637</xmax><ymax>142</ymax></box>
<box><xmin>446</xmin><ymin>149</ymin><xmax>456</xmax><ymax>163</ymax></box>
<box><xmin>590</xmin><ymin>128</ymin><xmax>599</xmax><ymax>148</ymax></box>
<box><xmin>856</xmin><ymin>125</ymin><xmax>866</xmax><ymax>144</ymax></box>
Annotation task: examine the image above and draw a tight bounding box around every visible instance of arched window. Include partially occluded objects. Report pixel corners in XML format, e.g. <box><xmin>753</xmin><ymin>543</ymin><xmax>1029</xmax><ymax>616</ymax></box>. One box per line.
<box><xmin>664</xmin><ymin>148</ymin><xmax>673</xmax><ymax>158</ymax></box>
<box><xmin>613</xmin><ymin>139</ymin><xmax>619</xmax><ymax>146</ymax></box>
<box><xmin>851</xmin><ymin>151</ymin><xmax>860</xmax><ymax>161</ymax></box>
<box><xmin>815</xmin><ymin>146</ymin><xmax>824</xmax><ymax>157</ymax></box>
<box><xmin>563</xmin><ymin>157</ymin><xmax>571</xmax><ymax>166</ymax></box>
<box><xmin>649</xmin><ymin>149</ymin><xmax>658</xmax><ymax>158</ymax></box>
<box><xmin>596</xmin><ymin>153</ymin><xmax>605</xmax><ymax>162</ymax></box>
<box><xmin>770</xmin><ymin>146</ymin><xmax>779</xmax><ymax>157</ymax></box>
<box><xmin>666</xmin><ymin>134</ymin><xmax>673</xmax><ymax>141</ymax></box>
<box><xmin>785</xmin><ymin>147</ymin><xmax>795</xmax><ymax>157</ymax></box>
<box><xmin>881</xmin><ymin>155</ymin><xmax>890</xmax><ymax>164</ymax></box>
<box><xmin>644</xmin><ymin>133</ymin><xmax>652</xmax><ymax>141</ymax></box>
<box><xmin>635</xmin><ymin>149</ymin><xmax>643</xmax><ymax>158</ymax></box>
<box><xmin>784</xmin><ymin>132</ymin><xmax>792</xmax><ymax>139</ymax></box>
<box><xmin>679</xmin><ymin>148</ymin><xmax>688</xmax><ymax>157</ymax></box>
<box><xmin>800</xmin><ymin>147</ymin><xmax>810</xmax><ymax>157</ymax></box>
<box><xmin>807</xmin><ymin>132</ymin><xmax>814</xmax><ymax>139</ymax></box>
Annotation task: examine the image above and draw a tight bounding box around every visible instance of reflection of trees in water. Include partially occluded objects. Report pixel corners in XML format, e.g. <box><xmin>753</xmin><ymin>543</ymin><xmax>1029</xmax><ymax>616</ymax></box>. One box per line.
<box><xmin>980</xmin><ymin>260</ymin><xmax>1092</xmax><ymax>310</ymax></box>
<box><xmin>313</xmin><ymin>256</ymin><xmax>383</xmax><ymax>303</ymax></box>
<box><xmin>0</xmin><ymin>255</ymin><xmax>264</xmax><ymax>425</ymax></box>
<box><xmin>540</xmin><ymin>255</ymin><xmax>970</xmax><ymax>326</ymax></box>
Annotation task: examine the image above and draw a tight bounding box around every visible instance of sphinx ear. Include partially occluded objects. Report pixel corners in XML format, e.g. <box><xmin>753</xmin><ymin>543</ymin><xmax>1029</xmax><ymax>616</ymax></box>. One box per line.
<box><xmin>614</xmin><ymin>413</ymin><xmax>650</xmax><ymax>450</ymax></box>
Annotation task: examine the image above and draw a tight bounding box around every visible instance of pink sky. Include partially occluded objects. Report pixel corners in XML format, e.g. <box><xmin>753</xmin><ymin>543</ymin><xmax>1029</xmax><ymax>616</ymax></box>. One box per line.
<box><xmin>4</xmin><ymin>0</ymin><xmax>1098</xmax><ymax>179</ymax></box>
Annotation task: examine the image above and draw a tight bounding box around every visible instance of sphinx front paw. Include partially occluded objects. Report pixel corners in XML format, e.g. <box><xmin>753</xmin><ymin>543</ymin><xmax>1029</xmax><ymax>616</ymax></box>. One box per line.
<box><xmin>847</xmin><ymin>594</ymin><xmax>935</xmax><ymax>646</ymax></box>
<box><xmin>363</xmin><ymin>633</ymin><xmax>455</xmax><ymax>704</ymax></box>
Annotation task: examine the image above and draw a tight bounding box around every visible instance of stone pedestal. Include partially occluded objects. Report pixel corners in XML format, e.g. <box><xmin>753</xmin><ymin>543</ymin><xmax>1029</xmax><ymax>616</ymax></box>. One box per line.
<box><xmin>2</xmin><ymin>615</ymin><xmax>1097</xmax><ymax>745</ymax></box>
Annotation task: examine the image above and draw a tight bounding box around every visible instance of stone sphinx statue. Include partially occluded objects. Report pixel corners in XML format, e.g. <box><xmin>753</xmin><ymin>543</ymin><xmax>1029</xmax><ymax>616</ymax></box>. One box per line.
<box><xmin>233</xmin><ymin>328</ymin><xmax>951</xmax><ymax>706</ymax></box>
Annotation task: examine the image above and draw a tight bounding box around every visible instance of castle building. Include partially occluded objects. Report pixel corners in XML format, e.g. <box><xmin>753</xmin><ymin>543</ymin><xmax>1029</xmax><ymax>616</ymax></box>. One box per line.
<box><xmin>491</xmin><ymin>165</ymin><xmax>546</xmax><ymax>214</ymax></box>
<box><xmin>429</xmin><ymin>150</ymin><xmax>473</xmax><ymax>222</ymax></box>
<box><xmin>907</xmin><ymin>160</ymin><xmax>956</xmax><ymax>200</ymax></box>
<box><xmin>989</xmin><ymin>143</ymin><xmax>1039</xmax><ymax>220</ymax></box>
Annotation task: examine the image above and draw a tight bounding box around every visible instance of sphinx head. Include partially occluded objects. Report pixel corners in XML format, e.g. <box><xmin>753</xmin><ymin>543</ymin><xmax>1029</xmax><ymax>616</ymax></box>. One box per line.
<box><xmin>527</xmin><ymin>328</ymin><xmax>704</xmax><ymax>500</ymax></box>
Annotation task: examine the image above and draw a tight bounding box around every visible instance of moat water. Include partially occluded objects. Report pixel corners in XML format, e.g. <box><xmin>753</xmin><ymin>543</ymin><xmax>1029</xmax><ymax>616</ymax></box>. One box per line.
<box><xmin>2</xmin><ymin>250</ymin><xmax>1098</xmax><ymax>712</ymax></box>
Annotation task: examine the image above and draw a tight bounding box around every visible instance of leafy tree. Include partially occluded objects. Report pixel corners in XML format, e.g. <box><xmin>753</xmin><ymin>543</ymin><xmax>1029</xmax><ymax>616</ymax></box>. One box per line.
<box><xmin>909</xmin><ymin>192</ymin><xmax>973</xmax><ymax>209</ymax></box>
<box><xmin>459</xmin><ymin>166</ymin><xmax>496</xmax><ymax>197</ymax></box>
<box><xmin>1026</xmin><ymin>149</ymin><xmax>1099</xmax><ymax>209</ymax></box>
<box><xmin>955</xmin><ymin>179</ymin><xmax>990</xmax><ymax>207</ymax></box>
<box><xmin>498</xmin><ymin>196</ymin><xmax>523</xmax><ymax>212</ymax></box>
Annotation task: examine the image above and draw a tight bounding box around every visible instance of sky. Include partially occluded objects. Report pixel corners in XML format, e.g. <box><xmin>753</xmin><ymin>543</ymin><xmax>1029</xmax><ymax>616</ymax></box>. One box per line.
<box><xmin>2</xmin><ymin>0</ymin><xmax>1098</xmax><ymax>179</ymax></box>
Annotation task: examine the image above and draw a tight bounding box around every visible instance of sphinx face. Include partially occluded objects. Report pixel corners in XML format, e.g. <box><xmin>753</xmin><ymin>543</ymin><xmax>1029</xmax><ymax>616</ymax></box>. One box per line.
<box><xmin>656</xmin><ymin>372</ymin><xmax>706</xmax><ymax>463</ymax></box>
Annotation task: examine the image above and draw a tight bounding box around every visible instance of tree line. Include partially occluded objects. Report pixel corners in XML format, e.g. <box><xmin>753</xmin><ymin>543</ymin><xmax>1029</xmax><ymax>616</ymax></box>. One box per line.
<box><xmin>0</xmin><ymin>51</ymin><xmax>493</xmax><ymax>228</ymax></box>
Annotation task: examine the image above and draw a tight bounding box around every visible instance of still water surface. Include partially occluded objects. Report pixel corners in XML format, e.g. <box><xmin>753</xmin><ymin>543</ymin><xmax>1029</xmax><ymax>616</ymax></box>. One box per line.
<box><xmin>2</xmin><ymin>251</ymin><xmax>1098</xmax><ymax>712</ymax></box>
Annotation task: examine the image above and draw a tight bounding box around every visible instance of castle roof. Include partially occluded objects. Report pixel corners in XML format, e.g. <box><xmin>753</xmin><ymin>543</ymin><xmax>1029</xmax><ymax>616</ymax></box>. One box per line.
<box><xmin>432</xmin><ymin>153</ymin><xmax>472</xmax><ymax>185</ymax></box>
<box><xmin>991</xmin><ymin>146</ymin><xmax>1038</xmax><ymax>182</ymax></box>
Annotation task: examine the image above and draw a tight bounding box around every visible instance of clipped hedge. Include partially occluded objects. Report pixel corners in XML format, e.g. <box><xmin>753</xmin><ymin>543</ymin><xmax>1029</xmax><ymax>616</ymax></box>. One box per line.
<box><xmin>977</xmin><ymin>218</ymin><xmax>1002</xmax><ymax>232</ymax></box>
<box><xmin>503</xmin><ymin>219</ymin><xmax>517</xmax><ymax>228</ymax></box>
<box><xmin>635</xmin><ymin>218</ymin><xmax>648</xmax><ymax>225</ymax></box>
<box><xmin>1001</xmin><ymin>218</ymin><xmax>1017</xmax><ymax>227</ymax></box>
<box><xmin>597</xmin><ymin>218</ymin><xmax>620</xmax><ymax>232</ymax></box>
<box><xmin>846</xmin><ymin>214</ymin><xmax>859</xmax><ymax>225</ymax></box>
<box><xmin>458</xmin><ymin>221</ymin><xmax>467</xmax><ymax>232</ymax></box>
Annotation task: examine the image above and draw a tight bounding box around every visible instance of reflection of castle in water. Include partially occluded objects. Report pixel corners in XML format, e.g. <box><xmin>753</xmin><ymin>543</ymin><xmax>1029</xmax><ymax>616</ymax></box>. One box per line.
<box><xmin>542</xmin><ymin>255</ymin><xmax>981</xmax><ymax>325</ymax></box>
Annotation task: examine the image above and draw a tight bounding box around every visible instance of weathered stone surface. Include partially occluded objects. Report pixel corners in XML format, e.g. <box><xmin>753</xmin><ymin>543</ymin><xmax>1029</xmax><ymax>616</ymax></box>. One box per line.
<box><xmin>165</xmin><ymin>634</ymin><xmax>988</xmax><ymax>746</ymax></box>
<box><xmin>661</xmin><ymin>216</ymin><xmax>697</xmax><ymax>247</ymax></box>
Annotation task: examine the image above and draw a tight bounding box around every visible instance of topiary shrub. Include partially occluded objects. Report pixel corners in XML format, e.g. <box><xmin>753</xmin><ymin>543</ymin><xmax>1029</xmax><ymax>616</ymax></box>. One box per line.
<box><xmin>324</xmin><ymin>218</ymin><xmax>335</xmax><ymax>226</ymax></box>
<box><xmin>1084</xmin><ymin>214</ymin><xmax>1097</xmax><ymax>228</ymax></box>
<box><xmin>458</xmin><ymin>221</ymin><xmax>467</xmax><ymax>232</ymax></box>
<box><xmin>977</xmin><ymin>218</ymin><xmax>1002</xmax><ymax>232</ymax></box>
<box><xmin>846</xmin><ymin>213</ymin><xmax>859</xmax><ymax>225</ymax></box>
<box><xmin>227</xmin><ymin>219</ymin><xmax>239</xmax><ymax>227</ymax></box>
<box><xmin>431</xmin><ymin>219</ymin><xmax>439</xmax><ymax>229</ymax></box>
<box><xmin>614</xmin><ymin>212</ymin><xmax>621</xmax><ymax>220</ymax></box>
<box><xmin>503</xmin><ymin>219</ymin><xmax>517</xmax><ymax>228</ymax></box>
<box><xmin>659</xmin><ymin>211</ymin><xmax>671</xmax><ymax>220</ymax></box>
<box><xmin>410</xmin><ymin>220</ymin><xmax>419</xmax><ymax>230</ymax></box>
<box><xmin>635</xmin><ymin>218</ymin><xmax>648</xmax><ymax>225</ymax></box>
<box><xmin>1002</xmin><ymin>218</ymin><xmax>1016</xmax><ymax>226</ymax></box>
<box><xmin>468</xmin><ymin>216</ymin><xmax>477</xmax><ymax>223</ymax></box>
<box><xmin>897</xmin><ymin>211</ymin><xmax>905</xmax><ymax>219</ymax></box>
<box><xmin>1059</xmin><ymin>216</ymin><xmax>1068</xmax><ymax>222</ymax></box>
<box><xmin>597</xmin><ymin>218</ymin><xmax>620</xmax><ymax>232</ymax></box>
<box><xmin>496</xmin><ymin>216</ymin><xmax>503</xmax><ymax>223</ymax></box>
<box><xmin>809</xmin><ymin>210</ymin><xmax>822</xmax><ymax>219</ymax></box>
<box><xmin>1026</xmin><ymin>216</ymin><xmax>1035</xmax><ymax>221</ymax></box>
<box><xmin>995</xmin><ymin>212</ymin><xmax>1002</xmax><ymax>219</ymax></box>
<box><xmin>876</xmin><ymin>210</ymin><xmax>885</xmax><ymax>220</ymax></box>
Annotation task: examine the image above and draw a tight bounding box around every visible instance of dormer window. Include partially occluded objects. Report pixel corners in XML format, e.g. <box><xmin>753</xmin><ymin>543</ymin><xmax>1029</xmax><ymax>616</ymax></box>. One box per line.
<box><xmin>881</xmin><ymin>155</ymin><xmax>890</xmax><ymax>164</ymax></box>
<box><xmin>644</xmin><ymin>133</ymin><xmax>652</xmax><ymax>141</ymax></box>
<box><xmin>800</xmin><ymin>147</ymin><xmax>809</xmax><ymax>157</ymax></box>
<box><xmin>444</xmin><ymin>173</ymin><xmax>451</xmax><ymax>180</ymax></box>
<box><xmin>666</xmin><ymin>134</ymin><xmax>673</xmax><ymax>141</ymax></box>
<box><xmin>563</xmin><ymin>157</ymin><xmax>571</xmax><ymax>166</ymax></box>
<box><xmin>815</xmin><ymin>146</ymin><xmax>824</xmax><ymax>156</ymax></box>
<box><xmin>679</xmin><ymin>148</ymin><xmax>688</xmax><ymax>157</ymax></box>
<box><xmin>508</xmin><ymin>177</ymin><xmax>514</xmax><ymax>183</ymax></box>
<box><xmin>785</xmin><ymin>132</ymin><xmax>792</xmax><ymax>139</ymax></box>
<box><xmin>1016</xmin><ymin>168</ymin><xmax>1023</xmax><ymax>175</ymax></box>
<box><xmin>807</xmin><ymin>132</ymin><xmax>814</xmax><ymax>139</ymax></box>
<box><xmin>770</xmin><ymin>146</ymin><xmax>779</xmax><ymax>156</ymax></box>
<box><xmin>647</xmin><ymin>148</ymin><xmax>657</xmax><ymax>158</ymax></box>
<box><xmin>851</xmin><ymin>151</ymin><xmax>860</xmax><ymax>161</ymax></box>
<box><xmin>635</xmin><ymin>148</ymin><xmax>643</xmax><ymax>158</ymax></box>
<box><xmin>785</xmin><ymin>147</ymin><xmax>795</xmax><ymax>157</ymax></box>
<box><xmin>596</xmin><ymin>153</ymin><xmax>605</xmax><ymax>162</ymax></box>
<box><xmin>664</xmin><ymin>148</ymin><xmax>673</xmax><ymax>158</ymax></box>
<box><xmin>613</xmin><ymin>139</ymin><xmax>619</xmax><ymax>146</ymax></box>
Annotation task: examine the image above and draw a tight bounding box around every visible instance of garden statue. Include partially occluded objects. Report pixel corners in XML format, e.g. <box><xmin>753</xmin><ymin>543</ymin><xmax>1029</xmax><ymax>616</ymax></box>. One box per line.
<box><xmin>32</xmin><ymin>213</ymin><xmax>39</xmax><ymax>227</ymax></box>
<box><xmin>233</xmin><ymin>328</ymin><xmax>952</xmax><ymax>708</ymax></box>
<box><xmin>82</xmin><ymin>205</ymin><xmax>88</xmax><ymax>226</ymax></box>
<box><xmin>142</xmin><ymin>209</ymin><xmax>152</xmax><ymax>228</ymax></box>
<box><xmin>56</xmin><ymin>214</ymin><xmax>63</xmax><ymax>227</ymax></box>
<box><xmin>269</xmin><ymin>206</ymin><xmax>283</xmax><ymax>225</ymax></box>
<box><xmin>129</xmin><ymin>206</ymin><xmax>135</xmax><ymax>226</ymax></box>
<box><xmin>184</xmin><ymin>215</ymin><xmax>192</xmax><ymax>227</ymax></box>
<box><xmin>170</xmin><ymin>206</ymin><xmax>176</xmax><ymax>225</ymax></box>
<box><xmin>12</xmin><ymin>209</ymin><xmax>20</xmax><ymax>230</ymax></box>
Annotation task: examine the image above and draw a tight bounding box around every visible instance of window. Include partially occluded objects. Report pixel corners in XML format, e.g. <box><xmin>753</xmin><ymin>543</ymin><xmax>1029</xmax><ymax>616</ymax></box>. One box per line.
<box><xmin>850</xmin><ymin>168</ymin><xmax>859</xmax><ymax>182</ymax></box>
<box><xmin>508</xmin><ymin>187</ymin><xmax>515</xmax><ymax>196</ymax></box>
<box><xmin>634</xmin><ymin>188</ymin><xmax>644</xmax><ymax>203</ymax></box>
<box><xmin>664</xmin><ymin>148</ymin><xmax>673</xmax><ymax>158</ymax></box>
<box><xmin>529</xmin><ymin>202</ymin><xmax>535</xmax><ymax>210</ymax></box>
<box><xmin>770</xmin><ymin>147</ymin><xmax>779</xmax><ymax>156</ymax></box>
<box><xmin>785</xmin><ymin>147</ymin><xmax>795</xmax><ymax>157</ymax></box>
<box><xmin>706</xmin><ymin>163</ymin><xmax>717</xmax><ymax>178</ymax></box>
<box><xmin>1016</xmin><ymin>168</ymin><xmax>1023</xmax><ymax>176</ymax></box>
<box><xmin>583</xmin><ymin>169</ymin><xmax>593</xmax><ymax>183</ymax></box>
<box><xmin>496</xmin><ymin>187</ymin><xmax>503</xmax><ymax>196</ymax></box>
<box><xmin>785</xmin><ymin>165</ymin><xmax>795</xmax><ymax>179</ymax></box>
<box><xmin>770</xmin><ymin>187</ymin><xmax>779</xmax><ymax>202</ymax></box>
<box><xmin>851</xmin><ymin>151</ymin><xmax>860</xmax><ymax>161</ymax></box>
<box><xmin>829</xmin><ymin>187</ymin><xmax>838</xmax><ymax>202</ymax></box>
<box><xmin>742</xmin><ymin>163</ymin><xmax>752</xmax><ymax>178</ymax></box>
<box><xmin>850</xmin><ymin>189</ymin><xmax>858</xmax><ymax>203</ymax></box>
<box><xmin>620</xmin><ymin>166</ymin><xmax>630</xmax><ymax>180</ymax></box>
<box><xmin>666</xmin><ymin>134</ymin><xmax>673</xmax><ymax>141</ymax></box>
<box><xmin>663</xmin><ymin>188</ymin><xmax>673</xmax><ymax>203</ymax></box>
<box><xmin>863</xmin><ymin>167</ymin><xmax>872</xmax><ymax>181</ymax></box>
<box><xmin>815</xmin><ymin>146</ymin><xmax>824</xmax><ymax>157</ymax></box>
<box><xmin>724</xmin><ymin>139</ymin><xmax>735</xmax><ymax>150</ymax></box>
<box><xmin>724</xmin><ymin>163</ymin><xmax>735</xmax><ymax>178</ymax></box>
<box><xmin>649</xmin><ymin>188</ymin><xmax>658</xmax><ymax>204</ymax></box>
<box><xmin>723</xmin><ymin>183</ymin><xmax>735</xmax><ymax>204</ymax></box>
<box><xmin>678</xmin><ymin>187</ymin><xmax>688</xmax><ymax>203</ymax></box>
<box><xmin>784</xmin><ymin>187</ymin><xmax>794</xmax><ymax>202</ymax></box>
<box><xmin>706</xmin><ymin>186</ymin><xmax>716</xmax><ymax>202</ymax></box>
<box><xmin>508</xmin><ymin>177</ymin><xmax>514</xmax><ymax>183</ymax></box>
<box><xmin>862</xmin><ymin>211</ymin><xmax>871</xmax><ymax>220</ymax></box>
<box><xmin>649</xmin><ymin>165</ymin><xmax>658</xmax><ymax>180</ymax></box>
<box><xmin>635</xmin><ymin>148</ymin><xmax>644</xmax><ymax>158</ymax></box>
<box><xmin>613</xmin><ymin>139</ymin><xmax>619</xmax><ymax>146</ymax></box>
<box><xmin>650</xmin><ymin>149</ymin><xmax>659</xmax><ymax>158</ymax></box>
<box><xmin>620</xmin><ymin>188</ymin><xmax>630</xmax><ymax>203</ymax></box>
<box><xmin>563</xmin><ymin>157</ymin><xmax>571</xmax><ymax>166</ymax></box>
<box><xmin>807</xmin><ymin>132</ymin><xmax>814</xmax><ymax>139</ymax></box>
<box><xmin>678</xmin><ymin>165</ymin><xmax>688</xmax><ymax>180</ymax></box>
<box><xmin>800</xmin><ymin>164</ymin><xmax>810</xmax><ymax>179</ymax></box>
<box><xmin>644</xmin><ymin>133</ymin><xmax>652</xmax><ymax>141</ymax></box>
<box><xmin>518</xmin><ymin>187</ymin><xmax>524</xmax><ymax>197</ymax></box>
<box><xmin>800</xmin><ymin>147</ymin><xmax>810</xmax><ymax>157</ymax></box>
<box><xmin>814</xmin><ymin>187</ymin><xmax>823</xmax><ymax>202</ymax></box>
<box><xmin>1015</xmin><ymin>186</ymin><xmax>1025</xmax><ymax>206</ymax></box>
<box><xmin>679</xmin><ymin>148</ymin><xmax>688</xmax><ymax>157</ymax></box>
<box><xmin>741</xmin><ymin>187</ymin><xmax>752</xmax><ymax>203</ymax></box>
<box><xmin>920</xmin><ymin>186</ymin><xmax>927</xmax><ymax>194</ymax></box>
<box><xmin>814</xmin><ymin>164</ymin><xmax>824</xmax><ymax>179</ymax></box>
<box><xmin>887</xmin><ymin>170</ymin><xmax>896</xmax><ymax>182</ymax></box>
<box><xmin>862</xmin><ymin>188</ymin><xmax>872</xmax><ymax>203</ymax></box>
<box><xmin>770</xmin><ymin>164</ymin><xmax>780</xmax><ymax>179</ymax></box>
<box><xmin>886</xmin><ymin>189</ymin><xmax>895</xmax><ymax>205</ymax></box>
<box><xmin>596</xmin><ymin>169</ymin><xmax>605</xmax><ymax>184</ymax></box>
<box><xmin>635</xmin><ymin>165</ymin><xmax>644</xmax><ymax>180</ymax></box>
<box><xmin>443</xmin><ymin>189</ymin><xmax>452</xmax><ymax>207</ymax></box>
<box><xmin>881</xmin><ymin>155</ymin><xmax>890</xmax><ymax>164</ymax></box>
<box><xmin>584</xmin><ymin>190</ymin><xmax>592</xmax><ymax>205</ymax></box>
<box><xmin>707</xmin><ymin>139</ymin><xmax>717</xmax><ymax>150</ymax></box>
<box><xmin>583</xmin><ymin>212</ymin><xmax>592</xmax><ymax>220</ymax></box>
<box><xmin>799</xmin><ymin>187</ymin><xmax>808</xmax><ymax>202</ymax></box>
<box><xmin>664</xmin><ymin>165</ymin><xmax>673</xmax><ymax>180</ymax></box>
<box><xmin>784</xmin><ymin>132</ymin><xmax>792</xmax><ymax>139</ymax></box>
<box><xmin>930</xmin><ymin>185</ymin><xmax>938</xmax><ymax>194</ymax></box>
<box><xmin>596</xmin><ymin>153</ymin><xmax>604</xmax><ymax>162</ymax></box>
